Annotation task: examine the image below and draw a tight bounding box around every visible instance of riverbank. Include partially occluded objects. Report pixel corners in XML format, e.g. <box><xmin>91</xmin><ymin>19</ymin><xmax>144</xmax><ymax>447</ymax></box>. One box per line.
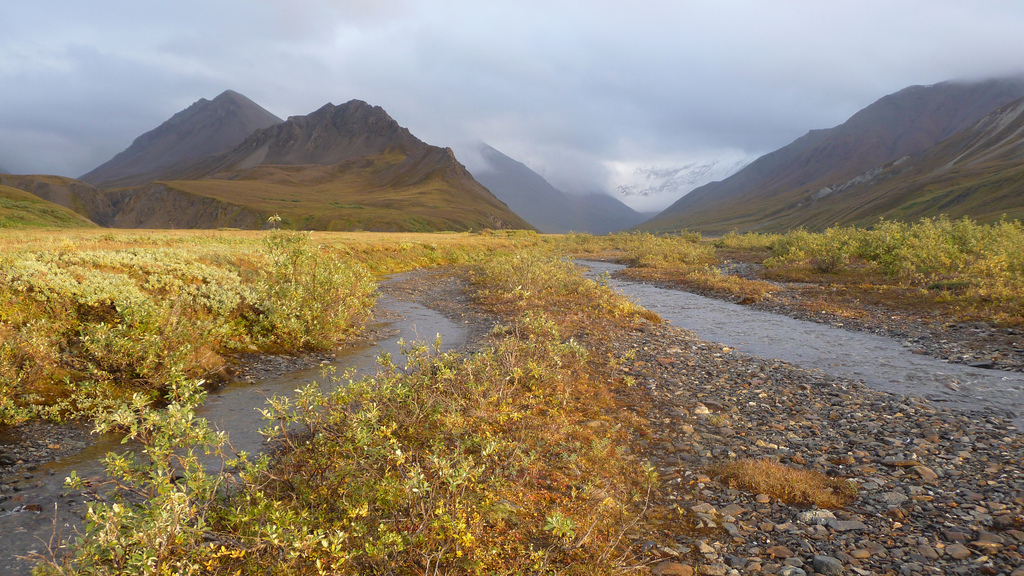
<box><xmin>12</xmin><ymin>260</ymin><xmax>1024</xmax><ymax>574</ymax></box>
<box><xmin>614</xmin><ymin>320</ymin><xmax>1024</xmax><ymax>575</ymax></box>
<box><xmin>615</xmin><ymin>261</ymin><xmax>1024</xmax><ymax>374</ymax></box>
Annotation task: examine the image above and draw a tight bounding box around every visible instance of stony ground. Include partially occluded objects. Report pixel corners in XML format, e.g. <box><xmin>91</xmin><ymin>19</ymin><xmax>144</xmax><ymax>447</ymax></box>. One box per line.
<box><xmin>611</xmin><ymin>320</ymin><xmax>1024</xmax><ymax>576</ymax></box>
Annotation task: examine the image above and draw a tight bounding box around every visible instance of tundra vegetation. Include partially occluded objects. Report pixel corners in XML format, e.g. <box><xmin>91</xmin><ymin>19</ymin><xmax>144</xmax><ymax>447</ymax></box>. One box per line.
<box><xmin>3</xmin><ymin>215</ymin><xmax>1020</xmax><ymax>573</ymax></box>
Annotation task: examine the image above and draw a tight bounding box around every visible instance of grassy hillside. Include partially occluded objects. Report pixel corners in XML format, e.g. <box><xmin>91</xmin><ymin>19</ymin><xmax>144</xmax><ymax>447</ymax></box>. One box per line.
<box><xmin>153</xmin><ymin>152</ymin><xmax>532</xmax><ymax>232</ymax></box>
<box><xmin>0</xmin><ymin>185</ymin><xmax>97</xmax><ymax>228</ymax></box>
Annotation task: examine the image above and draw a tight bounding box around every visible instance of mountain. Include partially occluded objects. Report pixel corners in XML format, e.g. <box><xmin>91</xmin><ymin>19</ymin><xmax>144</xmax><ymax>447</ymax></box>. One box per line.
<box><xmin>640</xmin><ymin>77</ymin><xmax>1024</xmax><ymax>234</ymax></box>
<box><xmin>468</xmin><ymin>143</ymin><xmax>648</xmax><ymax>234</ymax></box>
<box><xmin>615</xmin><ymin>159</ymin><xmax>749</xmax><ymax>200</ymax></box>
<box><xmin>777</xmin><ymin>96</ymin><xmax>1024</xmax><ymax>227</ymax></box>
<box><xmin>0</xmin><ymin>184</ymin><xmax>97</xmax><ymax>228</ymax></box>
<box><xmin>103</xmin><ymin>100</ymin><xmax>531</xmax><ymax>231</ymax></box>
<box><xmin>0</xmin><ymin>174</ymin><xmax>127</xmax><ymax>225</ymax></box>
<box><xmin>81</xmin><ymin>90</ymin><xmax>283</xmax><ymax>188</ymax></box>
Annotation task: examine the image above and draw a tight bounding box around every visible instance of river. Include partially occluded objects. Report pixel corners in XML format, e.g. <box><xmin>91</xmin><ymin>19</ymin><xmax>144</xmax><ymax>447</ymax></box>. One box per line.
<box><xmin>584</xmin><ymin>260</ymin><xmax>1024</xmax><ymax>429</ymax></box>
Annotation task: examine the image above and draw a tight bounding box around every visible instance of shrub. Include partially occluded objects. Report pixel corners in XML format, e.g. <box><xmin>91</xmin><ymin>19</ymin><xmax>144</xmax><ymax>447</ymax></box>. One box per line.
<box><xmin>710</xmin><ymin>458</ymin><xmax>858</xmax><ymax>509</ymax></box>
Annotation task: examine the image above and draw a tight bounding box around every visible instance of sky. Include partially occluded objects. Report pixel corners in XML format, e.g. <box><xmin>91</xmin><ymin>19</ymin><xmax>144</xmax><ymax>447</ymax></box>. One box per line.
<box><xmin>3</xmin><ymin>1</ymin><xmax>1024</xmax><ymax>212</ymax></box>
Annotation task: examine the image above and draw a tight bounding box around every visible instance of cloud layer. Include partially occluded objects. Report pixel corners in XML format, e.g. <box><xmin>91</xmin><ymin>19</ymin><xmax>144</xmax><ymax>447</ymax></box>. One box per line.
<box><xmin>3</xmin><ymin>1</ymin><xmax>1024</xmax><ymax>210</ymax></box>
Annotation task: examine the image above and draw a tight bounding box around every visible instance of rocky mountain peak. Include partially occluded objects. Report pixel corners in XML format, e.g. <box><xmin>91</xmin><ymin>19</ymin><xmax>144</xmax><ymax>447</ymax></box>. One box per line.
<box><xmin>81</xmin><ymin>90</ymin><xmax>283</xmax><ymax>188</ymax></box>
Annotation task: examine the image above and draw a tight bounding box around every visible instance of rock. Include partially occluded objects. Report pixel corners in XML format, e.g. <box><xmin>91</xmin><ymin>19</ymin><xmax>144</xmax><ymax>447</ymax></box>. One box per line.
<box><xmin>798</xmin><ymin>509</ymin><xmax>836</xmax><ymax>525</ymax></box>
<box><xmin>691</xmin><ymin>502</ymin><xmax>718</xmax><ymax>515</ymax></box>
<box><xmin>765</xmin><ymin>545</ymin><xmax>795</xmax><ymax>559</ymax></box>
<box><xmin>849</xmin><ymin>549</ymin><xmax>871</xmax><ymax>559</ymax></box>
<box><xmin>944</xmin><ymin>543</ymin><xmax>972</xmax><ymax>559</ymax></box>
<box><xmin>652</xmin><ymin>561</ymin><xmax>693</xmax><ymax>576</ymax></box>
<box><xmin>915</xmin><ymin>544</ymin><xmax>938</xmax><ymax>560</ymax></box>
<box><xmin>777</xmin><ymin>567</ymin><xmax>806</xmax><ymax>576</ymax></box>
<box><xmin>754</xmin><ymin>493</ymin><xmax>771</xmax><ymax>504</ymax></box>
<box><xmin>827</xmin><ymin>519</ymin><xmax>868</xmax><ymax>532</ymax></box>
<box><xmin>943</xmin><ymin>529</ymin><xmax>971</xmax><ymax>543</ymax></box>
<box><xmin>875</xmin><ymin>491</ymin><xmax>908</xmax><ymax>506</ymax></box>
<box><xmin>699</xmin><ymin>565</ymin><xmax>728</xmax><ymax>576</ymax></box>
<box><xmin>812</xmin><ymin>555</ymin><xmax>844</xmax><ymax>576</ymax></box>
<box><xmin>908</xmin><ymin>465</ymin><xmax>938</xmax><ymax>482</ymax></box>
<box><xmin>992</xmin><ymin>514</ymin><xmax>1020</xmax><ymax>530</ymax></box>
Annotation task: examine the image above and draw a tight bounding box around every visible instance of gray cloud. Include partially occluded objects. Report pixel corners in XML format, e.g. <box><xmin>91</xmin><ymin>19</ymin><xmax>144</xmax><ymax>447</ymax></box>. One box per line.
<box><xmin>3</xmin><ymin>1</ymin><xmax>1024</xmax><ymax>209</ymax></box>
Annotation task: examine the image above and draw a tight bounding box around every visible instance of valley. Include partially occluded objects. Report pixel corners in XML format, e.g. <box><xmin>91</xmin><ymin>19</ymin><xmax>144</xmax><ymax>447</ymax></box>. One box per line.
<box><xmin>1</xmin><ymin>227</ymin><xmax>1023</xmax><ymax>575</ymax></box>
<box><xmin>3</xmin><ymin>76</ymin><xmax>1024</xmax><ymax>575</ymax></box>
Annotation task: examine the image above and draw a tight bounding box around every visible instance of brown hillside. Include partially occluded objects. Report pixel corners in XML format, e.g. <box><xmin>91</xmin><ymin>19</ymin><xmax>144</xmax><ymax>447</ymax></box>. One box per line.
<box><xmin>641</xmin><ymin>77</ymin><xmax>1024</xmax><ymax>233</ymax></box>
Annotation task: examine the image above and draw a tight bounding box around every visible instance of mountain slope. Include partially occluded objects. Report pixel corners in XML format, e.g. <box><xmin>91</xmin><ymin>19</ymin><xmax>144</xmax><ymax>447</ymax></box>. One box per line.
<box><xmin>81</xmin><ymin>90</ymin><xmax>283</xmax><ymax>188</ymax></box>
<box><xmin>469</xmin><ymin>143</ymin><xmax>647</xmax><ymax>233</ymax></box>
<box><xmin>641</xmin><ymin>77</ymin><xmax>1024</xmax><ymax>234</ymax></box>
<box><xmin>111</xmin><ymin>100</ymin><xmax>532</xmax><ymax>231</ymax></box>
<box><xmin>0</xmin><ymin>174</ymin><xmax>128</xmax><ymax>225</ymax></box>
<box><xmin>0</xmin><ymin>184</ymin><xmax>97</xmax><ymax>228</ymax></box>
<box><xmin>783</xmin><ymin>96</ymin><xmax>1024</xmax><ymax>227</ymax></box>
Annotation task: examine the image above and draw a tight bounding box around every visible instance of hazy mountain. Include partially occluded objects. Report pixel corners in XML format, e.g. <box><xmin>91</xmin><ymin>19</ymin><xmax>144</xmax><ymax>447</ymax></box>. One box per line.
<box><xmin>469</xmin><ymin>143</ymin><xmax>648</xmax><ymax>234</ymax></box>
<box><xmin>640</xmin><ymin>77</ymin><xmax>1024</xmax><ymax>234</ymax></box>
<box><xmin>615</xmin><ymin>159</ymin><xmax>748</xmax><ymax>199</ymax></box>
<box><xmin>108</xmin><ymin>100</ymin><xmax>531</xmax><ymax>231</ymax></box>
<box><xmin>81</xmin><ymin>90</ymin><xmax>283</xmax><ymax>188</ymax></box>
<box><xmin>0</xmin><ymin>184</ymin><xmax>97</xmax><ymax>228</ymax></box>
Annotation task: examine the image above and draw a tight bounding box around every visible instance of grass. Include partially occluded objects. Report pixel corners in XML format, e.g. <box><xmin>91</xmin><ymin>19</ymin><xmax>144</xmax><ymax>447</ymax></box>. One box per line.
<box><xmin>709</xmin><ymin>458</ymin><xmax>858</xmax><ymax>509</ymax></box>
<box><xmin>0</xmin><ymin>230</ymin><xmax>377</xmax><ymax>425</ymax></box>
<box><xmin>34</xmin><ymin>248</ymin><xmax>662</xmax><ymax>575</ymax></box>
<box><xmin>0</xmin><ymin>185</ymin><xmax>96</xmax><ymax>229</ymax></box>
<box><xmin>553</xmin><ymin>218</ymin><xmax>1024</xmax><ymax>326</ymax></box>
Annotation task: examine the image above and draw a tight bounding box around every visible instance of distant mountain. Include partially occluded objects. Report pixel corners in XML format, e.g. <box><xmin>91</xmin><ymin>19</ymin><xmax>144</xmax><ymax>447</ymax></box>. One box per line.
<box><xmin>0</xmin><ymin>184</ymin><xmax>97</xmax><ymax>228</ymax></box>
<box><xmin>81</xmin><ymin>90</ymin><xmax>283</xmax><ymax>188</ymax></box>
<box><xmin>615</xmin><ymin>159</ymin><xmax>748</xmax><ymax>199</ymax></box>
<box><xmin>640</xmin><ymin>77</ymin><xmax>1024</xmax><ymax>234</ymax></box>
<box><xmin>103</xmin><ymin>100</ymin><xmax>531</xmax><ymax>231</ymax></box>
<box><xmin>468</xmin><ymin>143</ymin><xmax>648</xmax><ymax>234</ymax></box>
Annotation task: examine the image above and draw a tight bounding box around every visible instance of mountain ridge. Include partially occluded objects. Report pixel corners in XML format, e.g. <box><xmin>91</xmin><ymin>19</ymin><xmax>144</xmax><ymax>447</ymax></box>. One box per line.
<box><xmin>70</xmin><ymin>97</ymin><xmax>532</xmax><ymax>232</ymax></box>
<box><xmin>81</xmin><ymin>90</ymin><xmax>283</xmax><ymax>188</ymax></box>
<box><xmin>469</xmin><ymin>143</ymin><xmax>648</xmax><ymax>234</ymax></box>
<box><xmin>640</xmin><ymin>77</ymin><xmax>1024</xmax><ymax>233</ymax></box>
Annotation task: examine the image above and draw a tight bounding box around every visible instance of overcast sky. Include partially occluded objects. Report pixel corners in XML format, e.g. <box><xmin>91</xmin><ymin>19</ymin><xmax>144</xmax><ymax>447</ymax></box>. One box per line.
<box><xmin>3</xmin><ymin>1</ymin><xmax>1024</xmax><ymax>211</ymax></box>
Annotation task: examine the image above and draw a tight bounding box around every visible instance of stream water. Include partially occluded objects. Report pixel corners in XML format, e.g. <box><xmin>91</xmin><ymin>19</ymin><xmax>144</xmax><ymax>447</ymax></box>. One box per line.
<box><xmin>584</xmin><ymin>260</ymin><xmax>1024</xmax><ymax>429</ymax></box>
<box><xmin>5</xmin><ymin>263</ymin><xmax>1023</xmax><ymax>572</ymax></box>
<box><xmin>0</xmin><ymin>290</ymin><xmax>469</xmax><ymax>575</ymax></box>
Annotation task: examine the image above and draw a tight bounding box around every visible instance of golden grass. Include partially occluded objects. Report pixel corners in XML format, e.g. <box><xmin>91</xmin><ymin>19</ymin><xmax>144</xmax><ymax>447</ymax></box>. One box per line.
<box><xmin>710</xmin><ymin>458</ymin><xmax>858</xmax><ymax>509</ymax></box>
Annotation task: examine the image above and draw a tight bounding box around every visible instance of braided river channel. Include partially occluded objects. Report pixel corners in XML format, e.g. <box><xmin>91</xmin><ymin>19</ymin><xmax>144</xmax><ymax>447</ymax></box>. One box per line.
<box><xmin>583</xmin><ymin>260</ymin><xmax>1024</xmax><ymax>430</ymax></box>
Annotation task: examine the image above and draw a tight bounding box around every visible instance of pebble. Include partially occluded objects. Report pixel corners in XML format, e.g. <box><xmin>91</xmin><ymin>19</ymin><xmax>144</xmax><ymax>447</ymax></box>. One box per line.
<box><xmin>614</xmin><ymin>321</ymin><xmax>1024</xmax><ymax>576</ymax></box>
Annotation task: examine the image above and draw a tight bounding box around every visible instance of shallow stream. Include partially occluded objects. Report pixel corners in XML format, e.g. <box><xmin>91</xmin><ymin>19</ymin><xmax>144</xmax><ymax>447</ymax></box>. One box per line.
<box><xmin>0</xmin><ymin>289</ymin><xmax>469</xmax><ymax>575</ymax></box>
<box><xmin>585</xmin><ymin>260</ymin><xmax>1024</xmax><ymax>429</ymax></box>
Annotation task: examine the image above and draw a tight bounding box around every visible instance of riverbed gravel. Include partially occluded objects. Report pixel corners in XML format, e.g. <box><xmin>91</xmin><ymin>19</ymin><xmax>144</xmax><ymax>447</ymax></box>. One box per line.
<box><xmin>614</xmin><ymin>320</ymin><xmax>1024</xmax><ymax>576</ymax></box>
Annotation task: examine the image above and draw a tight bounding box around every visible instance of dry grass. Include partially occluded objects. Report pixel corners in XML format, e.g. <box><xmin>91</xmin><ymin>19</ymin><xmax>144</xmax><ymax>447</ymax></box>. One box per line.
<box><xmin>709</xmin><ymin>458</ymin><xmax>858</xmax><ymax>509</ymax></box>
